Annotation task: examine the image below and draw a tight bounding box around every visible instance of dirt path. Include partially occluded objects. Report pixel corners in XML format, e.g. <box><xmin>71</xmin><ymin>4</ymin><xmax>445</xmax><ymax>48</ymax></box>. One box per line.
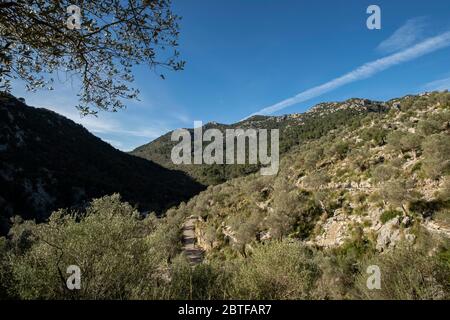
<box><xmin>182</xmin><ymin>218</ymin><xmax>204</xmax><ymax>265</ymax></box>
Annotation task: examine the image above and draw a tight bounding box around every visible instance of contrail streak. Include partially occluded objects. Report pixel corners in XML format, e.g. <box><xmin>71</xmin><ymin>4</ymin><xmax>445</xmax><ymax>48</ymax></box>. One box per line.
<box><xmin>246</xmin><ymin>31</ymin><xmax>450</xmax><ymax>118</ymax></box>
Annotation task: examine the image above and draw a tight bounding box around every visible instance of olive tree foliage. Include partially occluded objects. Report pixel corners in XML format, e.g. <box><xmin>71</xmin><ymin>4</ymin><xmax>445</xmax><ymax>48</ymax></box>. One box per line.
<box><xmin>422</xmin><ymin>133</ymin><xmax>450</xmax><ymax>180</ymax></box>
<box><xmin>387</xmin><ymin>131</ymin><xmax>423</xmax><ymax>158</ymax></box>
<box><xmin>232</xmin><ymin>240</ymin><xmax>321</xmax><ymax>299</ymax></box>
<box><xmin>0</xmin><ymin>236</ymin><xmax>14</xmax><ymax>299</ymax></box>
<box><xmin>379</xmin><ymin>178</ymin><xmax>419</xmax><ymax>214</ymax></box>
<box><xmin>371</xmin><ymin>164</ymin><xmax>399</xmax><ymax>183</ymax></box>
<box><xmin>0</xmin><ymin>0</ymin><xmax>184</xmax><ymax>114</ymax></box>
<box><xmin>355</xmin><ymin>245</ymin><xmax>450</xmax><ymax>300</ymax></box>
<box><xmin>7</xmin><ymin>194</ymin><xmax>181</xmax><ymax>299</ymax></box>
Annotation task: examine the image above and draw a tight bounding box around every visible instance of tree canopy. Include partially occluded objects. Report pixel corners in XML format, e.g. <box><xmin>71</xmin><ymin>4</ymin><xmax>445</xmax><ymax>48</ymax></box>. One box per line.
<box><xmin>0</xmin><ymin>0</ymin><xmax>184</xmax><ymax>114</ymax></box>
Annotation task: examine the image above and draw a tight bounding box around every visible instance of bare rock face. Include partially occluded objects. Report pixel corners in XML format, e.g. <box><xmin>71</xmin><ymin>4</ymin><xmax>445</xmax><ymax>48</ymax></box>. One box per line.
<box><xmin>375</xmin><ymin>216</ymin><xmax>416</xmax><ymax>251</ymax></box>
<box><xmin>402</xmin><ymin>215</ymin><xmax>412</xmax><ymax>227</ymax></box>
<box><xmin>376</xmin><ymin>217</ymin><xmax>401</xmax><ymax>251</ymax></box>
<box><xmin>314</xmin><ymin>218</ymin><xmax>349</xmax><ymax>247</ymax></box>
<box><xmin>313</xmin><ymin>217</ymin><xmax>359</xmax><ymax>246</ymax></box>
<box><xmin>309</xmin><ymin>206</ymin><xmax>417</xmax><ymax>251</ymax></box>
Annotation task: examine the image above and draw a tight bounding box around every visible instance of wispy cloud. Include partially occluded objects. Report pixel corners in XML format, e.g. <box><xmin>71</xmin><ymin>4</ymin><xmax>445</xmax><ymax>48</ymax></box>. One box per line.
<box><xmin>247</xmin><ymin>30</ymin><xmax>450</xmax><ymax>118</ymax></box>
<box><xmin>170</xmin><ymin>112</ymin><xmax>192</xmax><ymax>125</ymax></box>
<box><xmin>423</xmin><ymin>77</ymin><xmax>450</xmax><ymax>91</ymax></box>
<box><xmin>377</xmin><ymin>17</ymin><xmax>428</xmax><ymax>54</ymax></box>
<box><xmin>48</xmin><ymin>106</ymin><xmax>168</xmax><ymax>150</ymax></box>
<box><xmin>42</xmin><ymin>102</ymin><xmax>166</xmax><ymax>139</ymax></box>
<box><xmin>15</xmin><ymin>90</ymin><xmax>169</xmax><ymax>151</ymax></box>
<box><xmin>103</xmin><ymin>139</ymin><xmax>123</xmax><ymax>149</ymax></box>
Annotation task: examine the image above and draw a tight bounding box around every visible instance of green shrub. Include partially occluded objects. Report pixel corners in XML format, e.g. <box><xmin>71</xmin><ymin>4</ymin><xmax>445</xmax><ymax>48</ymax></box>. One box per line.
<box><xmin>0</xmin><ymin>237</ymin><xmax>14</xmax><ymax>299</ymax></box>
<box><xmin>360</xmin><ymin>127</ymin><xmax>388</xmax><ymax>146</ymax></box>
<box><xmin>164</xmin><ymin>257</ymin><xmax>233</xmax><ymax>299</ymax></box>
<box><xmin>355</xmin><ymin>245</ymin><xmax>450</xmax><ymax>299</ymax></box>
<box><xmin>387</xmin><ymin>131</ymin><xmax>422</xmax><ymax>155</ymax></box>
<box><xmin>232</xmin><ymin>240</ymin><xmax>321</xmax><ymax>299</ymax></box>
<box><xmin>8</xmin><ymin>194</ymin><xmax>179</xmax><ymax>299</ymax></box>
<box><xmin>380</xmin><ymin>209</ymin><xmax>403</xmax><ymax>224</ymax></box>
<box><xmin>422</xmin><ymin>134</ymin><xmax>450</xmax><ymax>179</ymax></box>
<box><xmin>371</xmin><ymin>164</ymin><xmax>399</xmax><ymax>183</ymax></box>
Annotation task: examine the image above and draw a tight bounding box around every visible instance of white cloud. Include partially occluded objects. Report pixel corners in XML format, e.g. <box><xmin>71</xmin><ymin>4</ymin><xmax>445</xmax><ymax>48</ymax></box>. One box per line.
<box><xmin>171</xmin><ymin>112</ymin><xmax>192</xmax><ymax>125</ymax></box>
<box><xmin>52</xmin><ymin>108</ymin><xmax>167</xmax><ymax>140</ymax></box>
<box><xmin>117</xmin><ymin>127</ymin><xmax>167</xmax><ymax>139</ymax></box>
<box><xmin>103</xmin><ymin>139</ymin><xmax>123</xmax><ymax>149</ymax></box>
<box><xmin>11</xmin><ymin>72</ymin><xmax>190</xmax><ymax>151</ymax></box>
<box><xmin>246</xmin><ymin>30</ymin><xmax>450</xmax><ymax>118</ymax></box>
<box><xmin>16</xmin><ymin>90</ymin><xmax>168</xmax><ymax>141</ymax></box>
<box><xmin>423</xmin><ymin>77</ymin><xmax>450</xmax><ymax>91</ymax></box>
<box><xmin>377</xmin><ymin>17</ymin><xmax>427</xmax><ymax>54</ymax></box>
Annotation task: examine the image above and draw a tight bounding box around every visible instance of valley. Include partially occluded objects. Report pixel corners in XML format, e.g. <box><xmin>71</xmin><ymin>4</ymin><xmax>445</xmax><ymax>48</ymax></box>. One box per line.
<box><xmin>0</xmin><ymin>91</ymin><xmax>449</xmax><ymax>300</ymax></box>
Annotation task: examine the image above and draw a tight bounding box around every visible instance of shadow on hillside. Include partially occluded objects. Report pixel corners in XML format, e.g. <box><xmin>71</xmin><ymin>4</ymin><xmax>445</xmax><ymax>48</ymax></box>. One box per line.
<box><xmin>0</xmin><ymin>93</ymin><xmax>205</xmax><ymax>235</ymax></box>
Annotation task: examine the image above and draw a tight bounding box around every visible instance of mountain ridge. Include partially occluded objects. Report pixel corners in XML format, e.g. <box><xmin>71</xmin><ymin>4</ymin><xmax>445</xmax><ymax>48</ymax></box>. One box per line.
<box><xmin>131</xmin><ymin>97</ymin><xmax>388</xmax><ymax>184</ymax></box>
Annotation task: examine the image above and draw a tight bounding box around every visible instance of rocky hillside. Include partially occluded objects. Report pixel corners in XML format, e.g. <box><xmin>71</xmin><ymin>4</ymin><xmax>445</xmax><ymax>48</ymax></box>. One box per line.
<box><xmin>131</xmin><ymin>98</ymin><xmax>387</xmax><ymax>185</ymax></box>
<box><xmin>166</xmin><ymin>92</ymin><xmax>450</xmax><ymax>257</ymax></box>
<box><xmin>0</xmin><ymin>93</ymin><xmax>204</xmax><ymax>234</ymax></box>
<box><xmin>1</xmin><ymin>92</ymin><xmax>448</xmax><ymax>300</ymax></box>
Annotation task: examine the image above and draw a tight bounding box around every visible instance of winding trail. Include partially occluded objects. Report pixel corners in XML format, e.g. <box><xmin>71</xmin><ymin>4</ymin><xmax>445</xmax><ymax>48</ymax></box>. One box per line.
<box><xmin>182</xmin><ymin>217</ymin><xmax>204</xmax><ymax>265</ymax></box>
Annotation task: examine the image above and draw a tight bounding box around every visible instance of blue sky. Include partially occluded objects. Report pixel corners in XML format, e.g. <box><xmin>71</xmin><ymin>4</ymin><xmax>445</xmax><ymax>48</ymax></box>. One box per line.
<box><xmin>12</xmin><ymin>0</ymin><xmax>450</xmax><ymax>151</ymax></box>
